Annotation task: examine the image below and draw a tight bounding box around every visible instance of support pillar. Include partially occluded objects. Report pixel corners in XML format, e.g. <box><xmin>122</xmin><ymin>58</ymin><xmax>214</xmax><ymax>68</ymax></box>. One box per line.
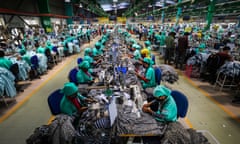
<box><xmin>37</xmin><ymin>0</ymin><xmax>52</xmax><ymax>33</ymax></box>
<box><xmin>175</xmin><ymin>0</ymin><xmax>182</xmax><ymax>25</ymax></box>
<box><xmin>161</xmin><ymin>0</ymin><xmax>166</xmax><ymax>24</ymax></box>
<box><xmin>204</xmin><ymin>0</ymin><xmax>216</xmax><ymax>31</ymax></box>
<box><xmin>64</xmin><ymin>1</ymin><xmax>74</xmax><ymax>25</ymax></box>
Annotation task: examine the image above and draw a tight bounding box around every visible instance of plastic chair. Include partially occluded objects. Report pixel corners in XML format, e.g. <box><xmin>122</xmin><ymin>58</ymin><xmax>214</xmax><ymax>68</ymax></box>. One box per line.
<box><xmin>77</xmin><ymin>58</ymin><xmax>83</xmax><ymax>64</ymax></box>
<box><xmin>151</xmin><ymin>54</ymin><xmax>155</xmax><ymax>64</ymax></box>
<box><xmin>170</xmin><ymin>90</ymin><xmax>189</xmax><ymax>118</ymax></box>
<box><xmin>30</xmin><ymin>55</ymin><xmax>39</xmax><ymax>69</ymax></box>
<box><xmin>154</xmin><ymin>67</ymin><xmax>162</xmax><ymax>85</ymax></box>
<box><xmin>68</xmin><ymin>68</ymin><xmax>79</xmax><ymax>85</ymax></box>
<box><xmin>47</xmin><ymin>89</ymin><xmax>64</xmax><ymax>115</ymax></box>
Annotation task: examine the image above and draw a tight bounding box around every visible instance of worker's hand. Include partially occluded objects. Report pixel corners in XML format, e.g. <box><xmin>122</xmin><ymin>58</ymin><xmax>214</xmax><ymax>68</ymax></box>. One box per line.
<box><xmin>143</xmin><ymin>102</ymin><xmax>152</xmax><ymax>107</ymax></box>
<box><xmin>142</xmin><ymin>106</ymin><xmax>151</xmax><ymax>113</ymax></box>
<box><xmin>79</xmin><ymin>107</ymin><xmax>88</xmax><ymax>112</ymax></box>
<box><xmin>134</xmin><ymin>71</ymin><xmax>140</xmax><ymax>77</ymax></box>
<box><xmin>85</xmin><ymin>98</ymin><xmax>97</xmax><ymax>103</ymax></box>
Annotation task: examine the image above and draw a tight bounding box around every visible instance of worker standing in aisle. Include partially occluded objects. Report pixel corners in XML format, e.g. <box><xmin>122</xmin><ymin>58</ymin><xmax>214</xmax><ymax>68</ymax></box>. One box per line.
<box><xmin>176</xmin><ymin>32</ymin><xmax>189</xmax><ymax>70</ymax></box>
<box><xmin>164</xmin><ymin>32</ymin><xmax>176</xmax><ymax>65</ymax></box>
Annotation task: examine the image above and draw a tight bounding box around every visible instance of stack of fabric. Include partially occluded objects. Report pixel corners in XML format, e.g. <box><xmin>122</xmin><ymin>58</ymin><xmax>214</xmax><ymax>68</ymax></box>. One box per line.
<box><xmin>217</xmin><ymin>61</ymin><xmax>240</xmax><ymax>80</ymax></box>
<box><xmin>157</xmin><ymin>64</ymin><xmax>179</xmax><ymax>84</ymax></box>
<box><xmin>115</xmin><ymin>104</ymin><xmax>167</xmax><ymax>135</ymax></box>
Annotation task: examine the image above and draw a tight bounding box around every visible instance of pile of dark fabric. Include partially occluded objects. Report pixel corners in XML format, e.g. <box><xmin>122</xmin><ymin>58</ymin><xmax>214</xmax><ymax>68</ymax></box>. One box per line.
<box><xmin>26</xmin><ymin>114</ymin><xmax>76</xmax><ymax>144</ymax></box>
<box><xmin>157</xmin><ymin>64</ymin><xmax>179</xmax><ymax>84</ymax></box>
<box><xmin>76</xmin><ymin>105</ymin><xmax>111</xmax><ymax>144</ymax></box>
<box><xmin>186</xmin><ymin>53</ymin><xmax>210</xmax><ymax>77</ymax></box>
<box><xmin>115</xmin><ymin>105</ymin><xmax>167</xmax><ymax>136</ymax></box>
<box><xmin>160</xmin><ymin>122</ymin><xmax>210</xmax><ymax>144</ymax></box>
<box><xmin>217</xmin><ymin>61</ymin><xmax>240</xmax><ymax>80</ymax></box>
<box><xmin>187</xmin><ymin>53</ymin><xmax>203</xmax><ymax>66</ymax></box>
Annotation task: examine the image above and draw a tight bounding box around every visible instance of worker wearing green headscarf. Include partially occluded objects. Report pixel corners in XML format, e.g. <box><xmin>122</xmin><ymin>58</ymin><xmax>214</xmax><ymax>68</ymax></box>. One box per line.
<box><xmin>142</xmin><ymin>85</ymin><xmax>177</xmax><ymax>122</ymax></box>
<box><xmin>36</xmin><ymin>42</ymin><xmax>45</xmax><ymax>54</ymax></box>
<box><xmin>19</xmin><ymin>49</ymin><xmax>31</xmax><ymax>65</ymax></box>
<box><xmin>92</xmin><ymin>42</ymin><xmax>103</xmax><ymax>57</ymax></box>
<box><xmin>144</xmin><ymin>40</ymin><xmax>152</xmax><ymax>51</ymax></box>
<box><xmin>135</xmin><ymin>57</ymin><xmax>156</xmax><ymax>89</ymax></box>
<box><xmin>128</xmin><ymin>43</ymin><xmax>142</xmax><ymax>60</ymax></box>
<box><xmin>196</xmin><ymin>43</ymin><xmax>206</xmax><ymax>54</ymax></box>
<box><xmin>60</xmin><ymin>82</ymin><xmax>94</xmax><ymax>115</ymax></box>
<box><xmin>45</xmin><ymin>40</ymin><xmax>53</xmax><ymax>51</ymax></box>
<box><xmin>0</xmin><ymin>50</ymin><xmax>13</xmax><ymax>69</ymax></box>
<box><xmin>76</xmin><ymin>61</ymin><xmax>93</xmax><ymax>84</ymax></box>
<box><xmin>83</xmin><ymin>48</ymin><xmax>102</xmax><ymax>67</ymax></box>
<box><xmin>133</xmin><ymin>44</ymin><xmax>142</xmax><ymax>60</ymax></box>
<box><xmin>83</xmin><ymin>48</ymin><xmax>94</xmax><ymax>64</ymax></box>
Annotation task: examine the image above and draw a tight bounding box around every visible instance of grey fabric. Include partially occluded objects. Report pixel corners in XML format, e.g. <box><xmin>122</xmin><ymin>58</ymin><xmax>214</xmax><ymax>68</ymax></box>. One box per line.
<box><xmin>218</xmin><ymin>61</ymin><xmax>240</xmax><ymax>79</ymax></box>
<box><xmin>0</xmin><ymin>67</ymin><xmax>17</xmax><ymax>97</ymax></box>
<box><xmin>157</xmin><ymin>64</ymin><xmax>179</xmax><ymax>84</ymax></box>
<box><xmin>115</xmin><ymin>105</ymin><xmax>167</xmax><ymax>135</ymax></box>
<box><xmin>161</xmin><ymin>122</ymin><xmax>209</xmax><ymax>144</ymax></box>
<box><xmin>49</xmin><ymin>114</ymin><xmax>76</xmax><ymax>144</ymax></box>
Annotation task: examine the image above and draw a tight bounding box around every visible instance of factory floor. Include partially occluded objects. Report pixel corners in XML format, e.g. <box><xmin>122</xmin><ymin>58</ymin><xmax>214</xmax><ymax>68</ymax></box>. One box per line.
<box><xmin>0</xmin><ymin>36</ymin><xmax>239</xmax><ymax>144</ymax></box>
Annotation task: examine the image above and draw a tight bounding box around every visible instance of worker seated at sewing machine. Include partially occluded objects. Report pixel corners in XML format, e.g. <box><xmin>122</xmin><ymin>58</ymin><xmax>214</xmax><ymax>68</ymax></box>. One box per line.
<box><xmin>128</xmin><ymin>43</ymin><xmax>142</xmax><ymax>61</ymax></box>
<box><xmin>76</xmin><ymin>60</ymin><xmax>95</xmax><ymax>85</ymax></box>
<box><xmin>135</xmin><ymin>57</ymin><xmax>156</xmax><ymax>89</ymax></box>
<box><xmin>142</xmin><ymin>85</ymin><xmax>177</xmax><ymax>123</ymax></box>
<box><xmin>60</xmin><ymin>82</ymin><xmax>96</xmax><ymax>116</ymax></box>
<box><xmin>83</xmin><ymin>48</ymin><xmax>102</xmax><ymax>67</ymax></box>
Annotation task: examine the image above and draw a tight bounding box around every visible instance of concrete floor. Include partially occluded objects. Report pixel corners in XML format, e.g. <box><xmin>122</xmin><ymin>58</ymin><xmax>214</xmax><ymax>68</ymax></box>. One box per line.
<box><xmin>0</xmin><ymin>36</ymin><xmax>240</xmax><ymax>144</ymax></box>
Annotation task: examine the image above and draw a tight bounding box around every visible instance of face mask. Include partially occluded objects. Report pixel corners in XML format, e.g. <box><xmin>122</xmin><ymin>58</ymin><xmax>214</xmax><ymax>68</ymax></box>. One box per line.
<box><xmin>156</xmin><ymin>98</ymin><xmax>165</xmax><ymax>102</ymax></box>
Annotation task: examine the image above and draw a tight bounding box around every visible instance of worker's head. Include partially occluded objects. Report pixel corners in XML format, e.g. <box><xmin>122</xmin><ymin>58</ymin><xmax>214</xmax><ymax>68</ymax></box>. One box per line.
<box><xmin>79</xmin><ymin>60</ymin><xmax>90</xmax><ymax>72</ymax></box>
<box><xmin>142</xmin><ymin>57</ymin><xmax>153</xmax><ymax>68</ymax></box>
<box><xmin>19</xmin><ymin>49</ymin><xmax>26</xmax><ymax>56</ymax></box>
<box><xmin>153</xmin><ymin>85</ymin><xmax>171</xmax><ymax>102</ymax></box>
<box><xmin>141</xmin><ymin>48</ymin><xmax>149</xmax><ymax>58</ymax></box>
<box><xmin>144</xmin><ymin>41</ymin><xmax>151</xmax><ymax>47</ymax></box>
<box><xmin>95</xmin><ymin>42</ymin><xmax>101</xmax><ymax>49</ymax></box>
<box><xmin>84</xmin><ymin>48</ymin><xmax>92</xmax><ymax>56</ymax></box>
<box><xmin>61</xmin><ymin>82</ymin><xmax>78</xmax><ymax>97</ymax></box>
<box><xmin>222</xmin><ymin>46</ymin><xmax>230</xmax><ymax>54</ymax></box>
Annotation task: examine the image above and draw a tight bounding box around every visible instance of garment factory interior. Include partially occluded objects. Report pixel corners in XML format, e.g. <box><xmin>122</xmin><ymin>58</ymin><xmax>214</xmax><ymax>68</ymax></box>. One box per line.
<box><xmin>0</xmin><ymin>0</ymin><xmax>240</xmax><ymax>144</ymax></box>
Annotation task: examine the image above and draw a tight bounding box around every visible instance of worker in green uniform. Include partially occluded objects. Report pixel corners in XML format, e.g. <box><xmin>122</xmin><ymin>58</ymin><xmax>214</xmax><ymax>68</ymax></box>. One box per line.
<box><xmin>76</xmin><ymin>61</ymin><xmax>94</xmax><ymax>84</ymax></box>
<box><xmin>36</xmin><ymin>42</ymin><xmax>45</xmax><ymax>54</ymax></box>
<box><xmin>92</xmin><ymin>42</ymin><xmax>103</xmax><ymax>57</ymax></box>
<box><xmin>83</xmin><ymin>48</ymin><xmax>102</xmax><ymax>67</ymax></box>
<box><xmin>129</xmin><ymin>43</ymin><xmax>142</xmax><ymax>60</ymax></box>
<box><xmin>135</xmin><ymin>57</ymin><xmax>156</xmax><ymax>89</ymax></box>
<box><xmin>145</xmin><ymin>40</ymin><xmax>152</xmax><ymax>51</ymax></box>
<box><xmin>60</xmin><ymin>82</ymin><xmax>94</xmax><ymax>115</ymax></box>
<box><xmin>142</xmin><ymin>85</ymin><xmax>177</xmax><ymax>122</ymax></box>
<box><xmin>0</xmin><ymin>50</ymin><xmax>13</xmax><ymax>69</ymax></box>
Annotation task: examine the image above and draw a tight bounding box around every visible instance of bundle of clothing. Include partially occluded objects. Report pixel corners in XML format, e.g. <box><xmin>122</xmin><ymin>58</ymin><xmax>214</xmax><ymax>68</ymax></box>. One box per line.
<box><xmin>186</xmin><ymin>53</ymin><xmax>210</xmax><ymax>77</ymax></box>
<box><xmin>115</xmin><ymin>104</ymin><xmax>167</xmax><ymax>135</ymax></box>
<box><xmin>0</xmin><ymin>67</ymin><xmax>17</xmax><ymax>97</ymax></box>
<box><xmin>157</xmin><ymin>64</ymin><xmax>179</xmax><ymax>84</ymax></box>
<box><xmin>217</xmin><ymin>61</ymin><xmax>240</xmax><ymax>81</ymax></box>
<box><xmin>9</xmin><ymin>57</ymin><xmax>31</xmax><ymax>81</ymax></box>
<box><xmin>160</xmin><ymin>121</ymin><xmax>210</xmax><ymax>144</ymax></box>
